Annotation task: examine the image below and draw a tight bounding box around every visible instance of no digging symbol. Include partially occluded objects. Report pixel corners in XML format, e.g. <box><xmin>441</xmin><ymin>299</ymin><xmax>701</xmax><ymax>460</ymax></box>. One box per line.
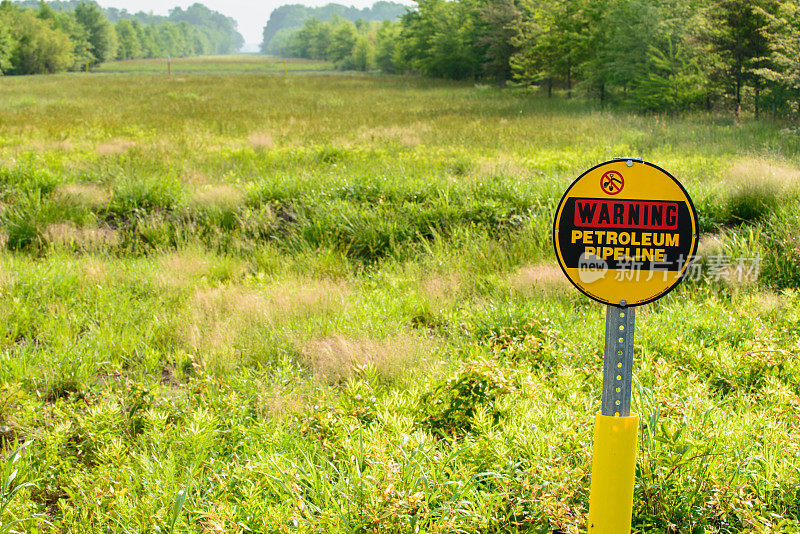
<box><xmin>601</xmin><ymin>170</ymin><xmax>624</xmax><ymax>195</ymax></box>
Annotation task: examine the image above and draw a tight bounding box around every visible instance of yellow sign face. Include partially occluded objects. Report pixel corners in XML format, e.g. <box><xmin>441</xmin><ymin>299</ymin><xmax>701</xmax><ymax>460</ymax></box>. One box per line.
<box><xmin>553</xmin><ymin>160</ymin><xmax>698</xmax><ymax>306</ymax></box>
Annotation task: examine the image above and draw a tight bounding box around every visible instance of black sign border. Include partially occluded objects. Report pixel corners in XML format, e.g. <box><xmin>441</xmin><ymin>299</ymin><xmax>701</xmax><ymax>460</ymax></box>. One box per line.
<box><xmin>552</xmin><ymin>159</ymin><xmax>699</xmax><ymax>307</ymax></box>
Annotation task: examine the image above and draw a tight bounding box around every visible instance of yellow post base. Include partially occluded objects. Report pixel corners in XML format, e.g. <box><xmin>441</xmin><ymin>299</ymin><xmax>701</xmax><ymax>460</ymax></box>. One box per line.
<box><xmin>588</xmin><ymin>413</ymin><xmax>639</xmax><ymax>533</ymax></box>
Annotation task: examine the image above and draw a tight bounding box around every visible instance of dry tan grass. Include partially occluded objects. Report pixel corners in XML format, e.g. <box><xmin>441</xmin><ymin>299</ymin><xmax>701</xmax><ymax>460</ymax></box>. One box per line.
<box><xmin>155</xmin><ymin>252</ymin><xmax>212</xmax><ymax>288</ymax></box>
<box><xmin>301</xmin><ymin>334</ymin><xmax>426</xmax><ymax>382</ymax></box>
<box><xmin>259</xmin><ymin>386</ymin><xmax>314</xmax><ymax>419</ymax></box>
<box><xmin>184</xmin><ymin>279</ymin><xmax>350</xmax><ymax>360</ymax></box>
<box><xmin>247</xmin><ymin>132</ymin><xmax>274</xmax><ymax>150</ymax></box>
<box><xmin>697</xmin><ymin>233</ymin><xmax>724</xmax><ymax>258</ymax></box>
<box><xmin>197</xmin><ymin>503</ymin><xmax>243</xmax><ymax>534</ymax></box>
<box><xmin>43</xmin><ymin>223</ymin><xmax>120</xmax><ymax>250</ymax></box>
<box><xmin>79</xmin><ymin>257</ymin><xmax>110</xmax><ymax>284</ymax></box>
<box><xmin>21</xmin><ymin>140</ymin><xmax>76</xmax><ymax>152</ymax></box>
<box><xmin>190</xmin><ymin>184</ymin><xmax>244</xmax><ymax>211</ymax></box>
<box><xmin>508</xmin><ymin>263</ymin><xmax>570</xmax><ymax>296</ymax></box>
<box><xmin>191</xmin><ymin>279</ymin><xmax>347</xmax><ymax>319</ymax></box>
<box><xmin>753</xmin><ymin>292</ymin><xmax>785</xmax><ymax>314</ymax></box>
<box><xmin>727</xmin><ymin>157</ymin><xmax>800</xmax><ymax>190</ymax></box>
<box><xmin>96</xmin><ymin>140</ymin><xmax>136</xmax><ymax>156</ymax></box>
<box><xmin>155</xmin><ymin>251</ymin><xmax>247</xmax><ymax>289</ymax></box>
<box><xmin>421</xmin><ymin>274</ymin><xmax>460</xmax><ymax>302</ymax></box>
<box><xmin>53</xmin><ymin>183</ymin><xmax>111</xmax><ymax>210</ymax></box>
<box><xmin>472</xmin><ymin>154</ymin><xmax>533</xmax><ymax>179</ymax></box>
<box><xmin>180</xmin><ymin>168</ymin><xmax>211</xmax><ymax>186</ymax></box>
<box><xmin>53</xmin><ymin>140</ymin><xmax>75</xmax><ymax>151</ymax></box>
<box><xmin>357</xmin><ymin>124</ymin><xmax>430</xmax><ymax>147</ymax></box>
<box><xmin>0</xmin><ymin>265</ymin><xmax>16</xmax><ymax>289</ymax></box>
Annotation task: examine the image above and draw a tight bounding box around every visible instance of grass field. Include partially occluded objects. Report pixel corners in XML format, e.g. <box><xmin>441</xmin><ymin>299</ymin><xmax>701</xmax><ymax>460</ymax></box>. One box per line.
<box><xmin>0</xmin><ymin>57</ymin><xmax>800</xmax><ymax>533</ymax></box>
<box><xmin>93</xmin><ymin>55</ymin><xmax>332</xmax><ymax>75</ymax></box>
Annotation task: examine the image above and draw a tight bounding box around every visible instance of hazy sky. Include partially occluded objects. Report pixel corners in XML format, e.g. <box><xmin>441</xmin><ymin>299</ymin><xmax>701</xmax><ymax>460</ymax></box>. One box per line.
<box><xmin>96</xmin><ymin>0</ymin><xmax>414</xmax><ymax>51</ymax></box>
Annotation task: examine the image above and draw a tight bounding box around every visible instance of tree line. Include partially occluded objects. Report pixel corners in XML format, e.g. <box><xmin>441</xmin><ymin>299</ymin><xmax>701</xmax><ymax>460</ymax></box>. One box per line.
<box><xmin>271</xmin><ymin>0</ymin><xmax>800</xmax><ymax>117</ymax></box>
<box><xmin>260</xmin><ymin>1</ymin><xmax>407</xmax><ymax>54</ymax></box>
<box><xmin>267</xmin><ymin>17</ymin><xmax>385</xmax><ymax>71</ymax></box>
<box><xmin>0</xmin><ymin>1</ymin><xmax>243</xmax><ymax>75</ymax></box>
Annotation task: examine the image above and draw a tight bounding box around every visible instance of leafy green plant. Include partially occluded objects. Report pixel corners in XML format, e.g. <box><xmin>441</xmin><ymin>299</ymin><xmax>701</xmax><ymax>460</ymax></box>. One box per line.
<box><xmin>167</xmin><ymin>488</ymin><xmax>187</xmax><ymax>534</ymax></box>
<box><xmin>0</xmin><ymin>441</ymin><xmax>37</xmax><ymax>534</ymax></box>
<box><xmin>419</xmin><ymin>368</ymin><xmax>508</xmax><ymax>437</ymax></box>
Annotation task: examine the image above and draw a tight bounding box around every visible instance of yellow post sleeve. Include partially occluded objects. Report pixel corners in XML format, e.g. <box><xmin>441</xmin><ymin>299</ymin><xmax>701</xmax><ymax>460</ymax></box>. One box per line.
<box><xmin>588</xmin><ymin>413</ymin><xmax>639</xmax><ymax>533</ymax></box>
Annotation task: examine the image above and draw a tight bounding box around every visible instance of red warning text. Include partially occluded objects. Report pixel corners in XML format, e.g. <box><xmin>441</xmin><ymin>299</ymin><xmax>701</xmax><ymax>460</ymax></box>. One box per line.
<box><xmin>573</xmin><ymin>199</ymin><xmax>679</xmax><ymax>230</ymax></box>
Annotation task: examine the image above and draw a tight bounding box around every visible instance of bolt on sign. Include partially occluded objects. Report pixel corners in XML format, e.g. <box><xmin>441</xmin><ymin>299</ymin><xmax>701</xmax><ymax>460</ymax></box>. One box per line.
<box><xmin>553</xmin><ymin>159</ymin><xmax>698</xmax><ymax>306</ymax></box>
<box><xmin>552</xmin><ymin>159</ymin><xmax>698</xmax><ymax>533</ymax></box>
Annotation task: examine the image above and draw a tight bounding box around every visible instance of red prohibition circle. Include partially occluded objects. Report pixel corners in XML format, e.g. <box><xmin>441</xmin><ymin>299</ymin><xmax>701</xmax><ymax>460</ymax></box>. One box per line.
<box><xmin>601</xmin><ymin>170</ymin><xmax>624</xmax><ymax>195</ymax></box>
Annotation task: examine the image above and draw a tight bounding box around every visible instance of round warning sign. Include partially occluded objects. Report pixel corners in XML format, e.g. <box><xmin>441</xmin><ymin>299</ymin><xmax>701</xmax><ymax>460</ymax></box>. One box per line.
<box><xmin>553</xmin><ymin>159</ymin><xmax>698</xmax><ymax>307</ymax></box>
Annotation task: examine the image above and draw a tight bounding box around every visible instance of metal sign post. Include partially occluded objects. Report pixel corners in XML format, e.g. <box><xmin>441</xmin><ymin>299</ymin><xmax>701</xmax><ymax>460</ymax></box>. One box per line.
<box><xmin>552</xmin><ymin>159</ymin><xmax>699</xmax><ymax>533</ymax></box>
<box><xmin>587</xmin><ymin>303</ymin><xmax>638</xmax><ymax>533</ymax></box>
<box><xmin>602</xmin><ymin>303</ymin><xmax>634</xmax><ymax>417</ymax></box>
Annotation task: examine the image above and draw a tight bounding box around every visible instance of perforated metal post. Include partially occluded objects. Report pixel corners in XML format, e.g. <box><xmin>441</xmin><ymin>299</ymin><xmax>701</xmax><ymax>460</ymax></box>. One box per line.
<box><xmin>589</xmin><ymin>302</ymin><xmax>638</xmax><ymax>532</ymax></box>
<box><xmin>601</xmin><ymin>302</ymin><xmax>635</xmax><ymax>416</ymax></box>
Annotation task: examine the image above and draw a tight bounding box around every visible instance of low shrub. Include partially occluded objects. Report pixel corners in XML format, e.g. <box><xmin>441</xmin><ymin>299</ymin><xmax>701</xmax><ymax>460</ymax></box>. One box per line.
<box><xmin>418</xmin><ymin>367</ymin><xmax>509</xmax><ymax>437</ymax></box>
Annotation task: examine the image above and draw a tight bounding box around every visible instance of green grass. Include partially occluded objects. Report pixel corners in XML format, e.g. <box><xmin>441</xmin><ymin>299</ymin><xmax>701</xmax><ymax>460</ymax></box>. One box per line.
<box><xmin>0</xmin><ymin>61</ymin><xmax>799</xmax><ymax>533</ymax></box>
<box><xmin>93</xmin><ymin>54</ymin><xmax>333</xmax><ymax>75</ymax></box>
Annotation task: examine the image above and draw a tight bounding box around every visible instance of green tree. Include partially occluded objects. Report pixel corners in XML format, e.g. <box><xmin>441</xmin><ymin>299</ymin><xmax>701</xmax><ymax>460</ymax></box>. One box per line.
<box><xmin>352</xmin><ymin>35</ymin><xmax>375</xmax><ymax>70</ymax></box>
<box><xmin>477</xmin><ymin>0</ymin><xmax>520</xmax><ymax>83</ymax></box>
<box><xmin>47</xmin><ymin>9</ymin><xmax>92</xmax><ymax>71</ymax></box>
<box><xmin>4</xmin><ymin>8</ymin><xmax>73</xmax><ymax>74</ymax></box>
<box><xmin>511</xmin><ymin>0</ymin><xmax>593</xmax><ymax>97</ymax></box>
<box><xmin>327</xmin><ymin>19</ymin><xmax>358</xmax><ymax>63</ymax></box>
<box><xmin>630</xmin><ymin>0</ymin><xmax>707</xmax><ymax>111</ymax></box>
<box><xmin>74</xmin><ymin>0</ymin><xmax>116</xmax><ymax>64</ymax></box>
<box><xmin>157</xmin><ymin>22</ymin><xmax>185</xmax><ymax>56</ymax></box>
<box><xmin>0</xmin><ymin>12</ymin><xmax>13</xmax><ymax>73</ymax></box>
<box><xmin>137</xmin><ymin>23</ymin><xmax>161</xmax><ymax>58</ymax></box>
<box><xmin>170</xmin><ymin>3</ymin><xmax>243</xmax><ymax>53</ymax></box>
<box><xmin>36</xmin><ymin>0</ymin><xmax>55</xmax><ymax>22</ymax></box>
<box><xmin>305</xmin><ymin>18</ymin><xmax>333</xmax><ymax>59</ymax></box>
<box><xmin>704</xmin><ymin>0</ymin><xmax>780</xmax><ymax>114</ymax></box>
<box><xmin>260</xmin><ymin>1</ymin><xmax>406</xmax><ymax>53</ymax></box>
<box><xmin>754</xmin><ymin>1</ymin><xmax>800</xmax><ymax>117</ymax></box>
<box><xmin>375</xmin><ymin>20</ymin><xmax>400</xmax><ymax>72</ymax></box>
<box><xmin>579</xmin><ymin>0</ymin><xmax>645</xmax><ymax>104</ymax></box>
<box><xmin>397</xmin><ymin>0</ymin><xmax>480</xmax><ymax>79</ymax></box>
<box><xmin>115</xmin><ymin>18</ymin><xmax>141</xmax><ymax>59</ymax></box>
